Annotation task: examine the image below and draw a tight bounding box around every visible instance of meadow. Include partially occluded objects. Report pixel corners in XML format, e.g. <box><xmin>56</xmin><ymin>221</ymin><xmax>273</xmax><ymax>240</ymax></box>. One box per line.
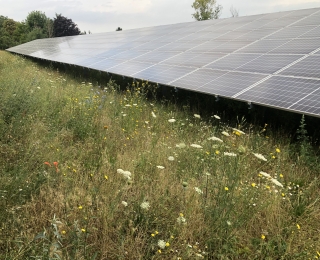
<box><xmin>0</xmin><ymin>50</ymin><xmax>319</xmax><ymax>259</ymax></box>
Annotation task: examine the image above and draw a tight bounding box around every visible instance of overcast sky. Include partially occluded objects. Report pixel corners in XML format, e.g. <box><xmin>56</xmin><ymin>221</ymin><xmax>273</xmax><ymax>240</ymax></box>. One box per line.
<box><xmin>1</xmin><ymin>0</ymin><xmax>319</xmax><ymax>33</ymax></box>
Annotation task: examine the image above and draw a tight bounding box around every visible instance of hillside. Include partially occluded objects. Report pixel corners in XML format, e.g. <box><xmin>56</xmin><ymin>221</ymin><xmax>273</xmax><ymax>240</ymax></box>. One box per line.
<box><xmin>0</xmin><ymin>50</ymin><xmax>319</xmax><ymax>259</ymax></box>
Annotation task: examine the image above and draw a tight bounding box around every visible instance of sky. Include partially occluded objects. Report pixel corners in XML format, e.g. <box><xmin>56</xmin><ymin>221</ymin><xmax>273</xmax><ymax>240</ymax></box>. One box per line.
<box><xmin>1</xmin><ymin>0</ymin><xmax>320</xmax><ymax>33</ymax></box>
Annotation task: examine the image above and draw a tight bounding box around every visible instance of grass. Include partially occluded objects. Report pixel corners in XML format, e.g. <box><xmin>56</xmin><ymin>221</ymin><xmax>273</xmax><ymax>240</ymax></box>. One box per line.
<box><xmin>0</xmin><ymin>50</ymin><xmax>320</xmax><ymax>259</ymax></box>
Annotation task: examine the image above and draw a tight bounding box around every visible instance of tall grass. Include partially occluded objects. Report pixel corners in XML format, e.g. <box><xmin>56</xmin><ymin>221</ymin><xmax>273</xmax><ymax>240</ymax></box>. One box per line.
<box><xmin>0</xmin><ymin>50</ymin><xmax>320</xmax><ymax>259</ymax></box>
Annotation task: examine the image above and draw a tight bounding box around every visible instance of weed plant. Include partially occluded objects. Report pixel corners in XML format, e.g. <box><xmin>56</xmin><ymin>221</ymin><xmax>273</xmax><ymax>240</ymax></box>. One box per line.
<box><xmin>0</xmin><ymin>51</ymin><xmax>320</xmax><ymax>259</ymax></box>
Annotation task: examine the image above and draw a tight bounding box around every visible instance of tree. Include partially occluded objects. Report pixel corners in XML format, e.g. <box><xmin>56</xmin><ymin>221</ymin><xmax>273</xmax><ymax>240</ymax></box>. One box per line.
<box><xmin>116</xmin><ymin>27</ymin><xmax>122</xmax><ymax>31</ymax></box>
<box><xmin>230</xmin><ymin>5</ymin><xmax>239</xmax><ymax>17</ymax></box>
<box><xmin>53</xmin><ymin>14</ymin><xmax>81</xmax><ymax>37</ymax></box>
<box><xmin>191</xmin><ymin>0</ymin><xmax>222</xmax><ymax>21</ymax></box>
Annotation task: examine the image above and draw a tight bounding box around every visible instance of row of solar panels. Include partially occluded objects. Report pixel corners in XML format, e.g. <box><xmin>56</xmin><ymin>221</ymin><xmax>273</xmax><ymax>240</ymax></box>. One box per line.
<box><xmin>7</xmin><ymin>7</ymin><xmax>320</xmax><ymax>117</ymax></box>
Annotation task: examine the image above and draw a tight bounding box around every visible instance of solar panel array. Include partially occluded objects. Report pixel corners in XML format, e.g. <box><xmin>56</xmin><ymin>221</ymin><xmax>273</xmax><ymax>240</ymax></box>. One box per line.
<box><xmin>7</xmin><ymin>7</ymin><xmax>320</xmax><ymax>117</ymax></box>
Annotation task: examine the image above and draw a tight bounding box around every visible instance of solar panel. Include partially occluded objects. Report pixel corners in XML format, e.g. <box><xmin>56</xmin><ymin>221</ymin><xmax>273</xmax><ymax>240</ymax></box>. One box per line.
<box><xmin>6</xmin><ymin>7</ymin><xmax>320</xmax><ymax>118</ymax></box>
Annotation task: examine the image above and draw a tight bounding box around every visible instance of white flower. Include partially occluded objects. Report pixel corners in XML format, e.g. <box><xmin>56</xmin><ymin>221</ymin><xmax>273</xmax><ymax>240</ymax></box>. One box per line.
<box><xmin>125</xmin><ymin>104</ymin><xmax>131</xmax><ymax>107</ymax></box>
<box><xmin>151</xmin><ymin>111</ymin><xmax>156</xmax><ymax>118</ymax></box>
<box><xmin>253</xmin><ymin>153</ymin><xmax>267</xmax><ymax>161</ymax></box>
<box><xmin>224</xmin><ymin>152</ymin><xmax>237</xmax><ymax>157</ymax></box>
<box><xmin>157</xmin><ymin>165</ymin><xmax>165</xmax><ymax>169</ymax></box>
<box><xmin>194</xmin><ymin>187</ymin><xmax>203</xmax><ymax>194</ymax></box>
<box><xmin>214</xmin><ymin>115</ymin><xmax>221</xmax><ymax>120</ymax></box>
<box><xmin>208</xmin><ymin>136</ymin><xmax>223</xmax><ymax>142</ymax></box>
<box><xmin>190</xmin><ymin>144</ymin><xmax>203</xmax><ymax>149</ymax></box>
<box><xmin>177</xmin><ymin>216</ymin><xmax>187</xmax><ymax>224</ymax></box>
<box><xmin>117</xmin><ymin>169</ymin><xmax>132</xmax><ymax>180</ymax></box>
<box><xmin>121</xmin><ymin>201</ymin><xmax>128</xmax><ymax>207</ymax></box>
<box><xmin>271</xmin><ymin>178</ymin><xmax>284</xmax><ymax>188</ymax></box>
<box><xmin>222</xmin><ymin>131</ymin><xmax>230</xmax><ymax>137</ymax></box>
<box><xmin>232</xmin><ymin>128</ymin><xmax>246</xmax><ymax>135</ymax></box>
<box><xmin>176</xmin><ymin>143</ymin><xmax>186</xmax><ymax>149</ymax></box>
<box><xmin>168</xmin><ymin>118</ymin><xmax>176</xmax><ymax>123</ymax></box>
<box><xmin>140</xmin><ymin>201</ymin><xmax>150</xmax><ymax>210</ymax></box>
<box><xmin>168</xmin><ymin>156</ymin><xmax>175</xmax><ymax>161</ymax></box>
<box><xmin>259</xmin><ymin>171</ymin><xmax>271</xmax><ymax>178</ymax></box>
<box><xmin>122</xmin><ymin>114</ymin><xmax>127</xmax><ymax>117</ymax></box>
<box><xmin>158</xmin><ymin>240</ymin><xmax>166</xmax><ymax>249</ymax></box>
<box><xmin>194</xmin><ymin>114</ymin><xmax>201</xmax><ymax>119</ymax></box>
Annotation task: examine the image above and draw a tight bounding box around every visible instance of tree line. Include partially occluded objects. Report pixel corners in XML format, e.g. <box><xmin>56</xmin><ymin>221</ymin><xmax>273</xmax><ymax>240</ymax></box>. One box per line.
<box><xmin>0</xmin><ymin>11</ymin><xmax>82</xmax><ymax>50</ymax></box>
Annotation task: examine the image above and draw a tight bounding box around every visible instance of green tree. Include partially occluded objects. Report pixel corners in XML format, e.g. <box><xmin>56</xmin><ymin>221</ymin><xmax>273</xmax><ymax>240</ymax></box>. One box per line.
<box><xmin>25</xmin><ymin>11</ymin><xmax>53</xmax><ymax>38</ymax></box>
<box><xmin>191</xmin><ymin>0</ymin><xmax>222</xmax><ymax>21</ymax></box>
<box><xmin>53</xmin><ymin>14</ymin><xmax>81</xmax><ymax>37</ymax></box>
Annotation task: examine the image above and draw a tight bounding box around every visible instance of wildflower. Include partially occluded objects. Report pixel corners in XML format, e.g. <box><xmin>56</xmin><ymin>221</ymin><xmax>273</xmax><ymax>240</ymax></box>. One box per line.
<box><xmin>251</xmin><ymin>183</ymin><xmax>256</xmax><ymax>187</ymax></box>
<box><xmin>117</xmin><ymin>169</ymin><xmax>132</xmax><ymax>180</ymax></box>
<box><xmin>166</xmin><ymin>242</ymin><xmax>170</xmax><ymax>247</ymax></box>
<box><xmin>222</xmin><ymin>131</ymin><xmax>230</xmax><ymax>136</ymax></box>
<box><xmin>168</xmin><ymin>118</ymin><xmax>176</xmax><ymax>123</ymax></box>
<box><xmin>78</xmin><ymin>205</ymin><xmax>83</xmax><ymax>210</ymax></box>
<box><xmin>158</xmin><ymin>240</ymin><xmax>166</xmax><ymax>249</ymax></box>
<box><xmin>177</xmin><ymin>214</ymin><xmax>187</xmax><ymax>224</ymax></box>
<box><xmin>194</xmin><ymin>114</ymin><xmax>201</xmax><ymax>119</ymax></box>
<box><xmin>61</xmin><ymin>230</ymin><xmax>66</xmax><ymax>235</ymax></box>
<box><xmin>53</xmin><ymin>162</ymin><xmax>59</xmax><ymax>172</ymax></box>
<box><xmin>232</xmin><ymin>128</ymin><xmax>246</xmax><ymax>135</ymax></box>
<box><xmin>280</xmin><ymin>173</ymin><xmax>284</xmax><ymax>178</ymax></box>
<box><xmin>176</xmin><ymin>142</ymin><xmax>186</xmax><ymax>148</ymax></box>
<box><xmin>271</xmin><ymin>178</ymin><xmax>283</xmax><ymax>188</ymax></box>
<box><xmin>121</xmin><ymin>201</ymin><xmax>128</xmax><ymax>207</ymax></box>
<box><xmin>261</xmin><ymin>234</ymin><xmax>266</xmax><ymax>240</ymax></box>
<box><xmin>227</xmin><ymin>220</ymin><xmax>232</xmax><ymax>226</ymax></box>
<box><xmin>272</xmin><ymin>155</ymin><xmax>276</xmax><ymax>159</ymax></box>
<box><xmin>155</xmin><ymin>231</ymin><xmax>159</xmax><ymax>235</ymax></box>
<box><xmin>151</xmin><ymin>233</ymin><xmax>155</xmax><ymax>237</ymax></box>
<box><xmin>208</xmin><ymin>136</ymin><xmax>223</xmax><ymax>142</ymax></box>
<box><xmin>214</xmin><ymin>115</ymin><xmax>221</xmax><ymax>119</ymax></box>
<box><xmin>259</xmin><ymin>171</ymin><xmax>271</xmax><ymax>178</ymax></box>
<box><xmin>194</xmin><ymin>187</ymin><xmax>203</xmax><ymax>194</ymax></box>
<box><xmin>276</xmin><ymin>148</ymin><xmax>281</xmax><ymax>153</ymax></box>
<box><xmin>157</xmin><ymin>166</ymin><xmax>165</xmax><ymax>169</ymax></box>
<box><xmin>104</xmin><ymin>175</ymin><xmax>108</xmax><ymax>180</ymax></box>
<box><xmin>168</xmin><ymin>156</ymin><xmax>175</xmax><ymax>161</ymax></box>
<box><xmin>190</xmin><ymin>144</ymin><xmax>203</xmax><ymax>149</ymax></box>
<box><xmin>158</xmin><ymin>250</ymin><xmax>161</xmax><ymax>253</ymax></box>
<box><xmin>224</xmin><ymin>152</ymin><xmax>237</xmax><ymax>157</ymax></box>
<box><xmin>140</xmin><ymin>201</ymin><xmax>150</xmax><ymax>210</ymax></box>
<box><xmin>253</xmin><ymin>153</ymin><xmax>267</xmax><ymax>161</ymax></box>
<box><xmin>296</xmin><ymin>224</ymin><xmax>301</xmax><ymax>230</ymax></box>
<box><xmin>224</xmin><ymin>187</ymin><xmax>229</xmax><ymax>191</ymax></box>
<box><xmin>151</xmin><ymin>111</ymin><xmax>156</xmax><ymax>118</ymax></box>
<box><xmin>44</xmin><ymin>162</ymin><xmax>52</xmax><ymax>167</ymax></box>
<box><xmin>215</xmin><ymin>150</ymin><xmax>220</xmax><ymax>155</ymax></box>
<box><xmin>81</xmin><ymin>228</ymin><xmax>86</xmax><ymax>232</ymax></box>
<box><xmin>281</xmin><ymin>193</ymin><xmax>285</xmax><ymax>197</ymax></box>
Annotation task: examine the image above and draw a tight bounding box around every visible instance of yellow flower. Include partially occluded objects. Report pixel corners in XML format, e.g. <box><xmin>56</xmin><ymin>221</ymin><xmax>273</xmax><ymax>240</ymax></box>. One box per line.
<box><xmin>272</xmin><ymin>156</ymin><xmax>276</xmax><ymax>159</ymax></box>
<box><xmin>78</xmin><ymin>205</ymin><xmax>83</xmax><ymax>210</ymax></box>
<box><xmin>261</xmin><ymin>234</ymin><xmax>266</xmax><ymax>240</ymax></box>
<box><xmin>155</xmin><ymin>231</ymin><xmax>159</xmax><ymax>235</ymax></box>
<box><xmin>151</xmin><ymin>233</ymin><xmax>155</xmax><ymax>237</ymax></box>
<box><xmin>179</xmin><ymin>213</ymin><xmax>184</xmax><ymax>217</ymax></box>
<box><xmin>280</xmin><ymin>174</ymin><xmax>284</xmax><ymax>178</ymax></box>
<box><xmin>225</xmin><ymin>187</ymin><xmax>229</xmax><ymax>191</ymax></box>
<box><xmin>281</xmin><ymin>193</ymin><xmax>285</xmax><ymax>197</ymax></box>
<box><xmin>276</xmin><ymin>148</ymin><xmax>281</xmax><ymax>153</ymax></box>
<box><xmin>296</xmin><ymin>224</ymin><xmax>301</xmax><ymax>230</ymax></box>
<box><xmin>104</xmin><ymin>175</ymin><xmax>108</xmax><ymax>180</ymax></box>
<box><xmin>166</xmin><ymin>242</ymin><xmax>170</xmax><ymax>247</ymax></box>
<box><xmin>215</xmin><ymin>150</ymin><xmax>220</xmax><ymax>155</ymax></box>
<box><xmin>251</xmin><ymin>183</ymin><xmax>256</xmax><ymax>187</ymax></box>
<box><xmin>158</xmin><ymin>250</ymin><xmax>161</xmax><ymax>253</ymax></box>
<box><xmin>81</xmin><ymin>228</ymin><xmax>86</xmax><ymax>232</ymax></box>
<box><xmin>61</xmin><ymin>230</ymin><xmax>66</xmax><ymax>234</ymax></box>
<box><xmin>170</xmin><ymin>235</ymin><xmax>174</xmax><ymax>239</ymax></box>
